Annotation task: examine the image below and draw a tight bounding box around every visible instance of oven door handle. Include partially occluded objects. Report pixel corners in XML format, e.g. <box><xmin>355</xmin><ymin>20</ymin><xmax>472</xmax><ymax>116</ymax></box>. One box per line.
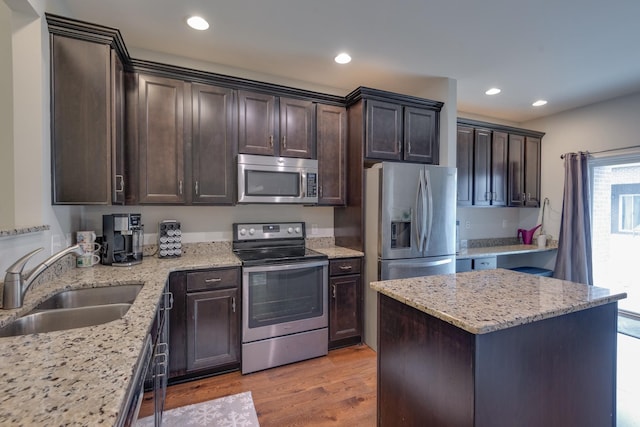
<box><xmin>241</xmin><ymin>259</ymin><xmax>328</xmax><ymax>273</ymax></box>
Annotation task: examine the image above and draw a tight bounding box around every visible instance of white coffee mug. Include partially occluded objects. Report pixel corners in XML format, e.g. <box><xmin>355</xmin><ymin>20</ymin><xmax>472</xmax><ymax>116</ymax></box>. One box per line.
<box><xmin>79</xmin><ymin>242</ymin><xmax>101</xmax><ymax>254</ymax></box>
<box><xmin>76</xmin><ymin>253</ymin><xmax>100</xmax><ymax>268</ymax></box>
<box><xmin>77</xmin><ymin>231</ymin><xmax>97</xmax><ymax>244</ymax></box>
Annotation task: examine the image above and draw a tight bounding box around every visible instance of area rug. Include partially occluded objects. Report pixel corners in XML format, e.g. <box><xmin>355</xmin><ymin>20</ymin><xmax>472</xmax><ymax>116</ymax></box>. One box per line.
<box><xmin>619</xmin><ymin>315</ymin><xmax>640</xmax><ymax>339</ymax></box>
<box><xmin>137</xmin><ymin>391</ymin><xmax>259</xmax><ymax>427</ymax></box>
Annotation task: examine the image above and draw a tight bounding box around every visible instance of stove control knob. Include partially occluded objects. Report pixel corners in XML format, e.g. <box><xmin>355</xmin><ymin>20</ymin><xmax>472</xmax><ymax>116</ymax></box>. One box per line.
<box><xmin>239</xmin><ymin>228</ymin><xmax>246</xmax><ymax>236</ymax></box>
<box><xmin>249</xmin><ymin>228</ymin><xmax>255</xmax><ymax>235</ymax></box>
<box><xmin>295</xmin><ymin>226</ymin><xmax>301</xmax><ymax>234</ymax></box>
<box><xmin>287</xmin><ymin>227</ymin><xmax>294</xmax><ymax>234</ymax></box>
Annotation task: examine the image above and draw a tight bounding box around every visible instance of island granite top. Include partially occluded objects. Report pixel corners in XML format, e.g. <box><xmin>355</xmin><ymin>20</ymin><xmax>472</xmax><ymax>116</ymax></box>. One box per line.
<box><xmin>370</xmin><ymin>268</ymin><xmax>627</xmax><ymax>335</ymax></box>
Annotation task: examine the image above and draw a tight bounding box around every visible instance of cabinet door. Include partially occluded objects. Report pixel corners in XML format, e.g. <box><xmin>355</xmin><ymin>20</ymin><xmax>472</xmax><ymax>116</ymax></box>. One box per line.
<box><xmin>51</xmin><ymin>35</ymin><xmax>111</xmax><ymax>204</ymax></box>
<box><xmin>238</xmin><ymin>90</ymin><xmax>277</xmax><ymax>156</ymax></box>
<box><xmin>111</xmin><ymin>50</ymin><xmax>125</xmax><ymax>205</ymax></box>
<box><xmin>404</xmin><ymin>106</ymin><xmax>438</xmax><ymax>164</ymax></box>
<box><xmin>473</xmin><ymin>128</ymin><xmax>492</xmax><ymax>206</ymax></box>
<box><xmin>365</xmin><ymin>100</ymin><xmax>403</xmax><ymax>160</ymax></box>
<box><xmin>524</xmin><ymin>136</ymin><xmax>541</xmax><ymax>207</ymax></box>
<box><xmin>168</xmin><ymin>272</ymin><xmax>187</xmax><ymax>379</ymax></box>
<box><xmin>508</xmin><ymin>134</ymin><xmax>525</xmax><ymax>207</ymax></box>
<box><xmin>137</xmin><ymin>74</ymin><xmax>186</xmax><ymax>204</ymax></box>
<box><xmin>329</xmin><ymin>274</ymin><xmax>362</xmax><ymax>344</ymax></box>
<box><xmin>279</xmin><ymin>97</ymin><xmax>315</xmax><ymax>158</ymax></box>
<box><xmin>490</xmin><ymin>131</ymin><xmax>508</xmax><ymax>206</ymax></box>
<box><xmin>317</xmin><ymin>104</ymin><xmax>347</xmax><ymax>205</ymax></box>
<box><xmin>191</xmin><ymin>83</ymin><xmax>236</xmax><ymax>204</ymax></box>
<box><xmin>186</xmin><ymin>288</ymin><xmax>239</xmax><ymax>372</ymax></box>
<box><xmin>456</xmin><ymin>126</ymin><xmax>473</xmax><ymax>206</ymax></box>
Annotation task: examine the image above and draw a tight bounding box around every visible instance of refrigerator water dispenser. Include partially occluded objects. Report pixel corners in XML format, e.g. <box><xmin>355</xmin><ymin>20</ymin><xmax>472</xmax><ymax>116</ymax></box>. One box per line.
<box><xmin>390</xmin><ymin>222</ymin><xmax>411</xmax><ymax>249</ymax></box>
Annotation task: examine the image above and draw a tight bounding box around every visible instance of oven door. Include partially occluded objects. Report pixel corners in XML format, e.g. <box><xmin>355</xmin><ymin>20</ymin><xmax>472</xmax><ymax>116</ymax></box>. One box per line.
<box><xmin>242</xmin><ymin>260</ymin><xmax>328</xmax><ymax>343</ymax></box>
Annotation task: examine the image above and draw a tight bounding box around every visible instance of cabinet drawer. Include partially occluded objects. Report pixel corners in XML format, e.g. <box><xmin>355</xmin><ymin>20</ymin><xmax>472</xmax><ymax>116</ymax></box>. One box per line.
<box><xmin>186</xmin><ymin>268</ymin><xmax>239</xmax><ymax>292</ymax></box>
<box><xmin>329</xmin><ymin>258</ymin><xmax>362</xmax><ymax>276</ymax></box>
<box><xmin>472</xmin><ymin>257</ymin><xmax>497</xmax><ymax>270</ymax></box>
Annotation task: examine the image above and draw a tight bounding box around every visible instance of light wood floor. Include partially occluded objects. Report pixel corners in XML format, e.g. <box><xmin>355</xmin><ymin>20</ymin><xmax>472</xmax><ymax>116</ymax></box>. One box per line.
<box><xmin>140</xmin><ymin>344</ymin><xmax>377</xmax><ymax>426</ymax></box>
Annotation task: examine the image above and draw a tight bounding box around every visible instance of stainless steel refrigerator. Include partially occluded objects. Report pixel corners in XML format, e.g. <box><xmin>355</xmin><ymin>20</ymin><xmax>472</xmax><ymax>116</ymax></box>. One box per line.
<box><xmin>364</xmin><ymin>162</ymin><xmax>457</xmax><ymax>350</ymax></box>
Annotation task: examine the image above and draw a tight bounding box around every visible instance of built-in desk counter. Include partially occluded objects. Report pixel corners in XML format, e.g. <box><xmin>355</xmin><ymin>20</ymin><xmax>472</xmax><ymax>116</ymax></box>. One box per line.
<box><xmin>371</xmin><ymin>269</ymin><xmax>626</xmax><ymax>426</ymax></box>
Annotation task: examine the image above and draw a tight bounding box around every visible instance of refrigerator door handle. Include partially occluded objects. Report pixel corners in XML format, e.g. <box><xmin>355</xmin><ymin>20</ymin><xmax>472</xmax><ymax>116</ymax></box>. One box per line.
<box><xmin>424</xmin><ymin>168</ymin><xmax>434</xmax><ymax>252</ymax></box>
<box><xmin>389</xmin><ymin>258</ymin><xmax>453</xmax><ymax>269</ymax></box>
<box><xmin>415</xmin><ymin>170</ymin><xmax>424</xmax><ymax>252</ymax></box>
<box><xmin>416</xmin><ymin>170</ymin><xmax>427</xmax><ymax>252</ymax></box>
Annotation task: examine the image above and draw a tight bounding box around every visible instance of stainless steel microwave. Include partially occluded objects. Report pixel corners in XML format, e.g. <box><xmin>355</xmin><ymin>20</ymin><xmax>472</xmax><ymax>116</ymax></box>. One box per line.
<box><xmin>237</xmin><ymin>154</ymin><xmax>318</xmax><ymax>204</ymax></box>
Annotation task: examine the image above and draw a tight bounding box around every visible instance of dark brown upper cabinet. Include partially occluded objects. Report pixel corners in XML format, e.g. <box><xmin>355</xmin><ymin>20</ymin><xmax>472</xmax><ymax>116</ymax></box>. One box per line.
<box><xmin>134</xmin><ymin>74</ymin><xmax>187</xmax><ymax>204</ymax></box>
<box><xmin>456</xmin><ymin>126</ymin><xmax>474</xmax><ymax>206</ymax></box>
<box><xmin>48</xmin><ymin>16</ymin><xmax>127</xmax><ymax>205</ymax></box>
<box><xmin>347</xmin><ymin>88</ymin><xmax>442</xmax><ymax>165</ymax></box>
<box><xmin>190</xmin><ymin>83</ymin><xmax>237</xmax><ymax>205</ymax></box>
<box><xmin>128</xmin><ymin>76</ymin><xmax>237</xmax><ymax>205</ymax></box>
<box><xmin>317</xmin><ymin>104</ymin><xmax>347</xmax><ymax>206</ymax></box>
<box><xmin>364</xmin><ymin>100</ymin><xmax>439</xmax><ymax>164</ymax></box>
<box><xmin>457</xmin><ymin>118</ymin><xmax>544</xmax><ymax>208</ymax></box>
<box><xmin>473</xmin><ymin>129</ymin><xmax>507</xmax><ymax>206</ymax></box>
<box><xmin>238</xmin><ymin>91</ymin><xmax>315</xmax><ymax>159</ymax></box>
<box><xmin>404</xmin><ymin>106</ymin><xmax>438</xmax><ymax>163</ymax></box>
<box><xmin>508</xmin><ymin>134</ymin><xmax>541</xmax><ymax>207</ymax></box>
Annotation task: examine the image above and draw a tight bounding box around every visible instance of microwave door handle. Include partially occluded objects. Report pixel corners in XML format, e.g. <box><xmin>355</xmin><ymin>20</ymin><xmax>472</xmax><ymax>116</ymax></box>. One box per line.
<box><xmin>300</xmin><ymin>172</ymin><xmax>305</xmax><ymax>197</ymax></box>
<box><xmin>424</xmin><ymin>168</ymin><xmax>433</xmax><ymax>252</ymax></box>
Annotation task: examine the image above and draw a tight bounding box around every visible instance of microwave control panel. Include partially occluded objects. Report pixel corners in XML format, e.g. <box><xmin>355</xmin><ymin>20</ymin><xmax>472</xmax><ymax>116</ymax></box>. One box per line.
<box><xmin>306</xmin><ymin>173</ymin><xmax>317</xmax><ymax>197</ymax></box>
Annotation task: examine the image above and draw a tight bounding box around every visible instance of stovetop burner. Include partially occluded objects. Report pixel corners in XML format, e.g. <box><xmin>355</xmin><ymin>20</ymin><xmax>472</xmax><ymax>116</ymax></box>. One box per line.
<box><xmin>232</xmin><ymin>222</ymin><xmax>328</xmax><ymax>266</ymax></box>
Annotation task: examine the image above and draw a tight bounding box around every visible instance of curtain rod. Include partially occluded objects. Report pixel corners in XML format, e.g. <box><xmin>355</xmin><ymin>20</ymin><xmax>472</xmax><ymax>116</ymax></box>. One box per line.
<box><xmin>560</xmin><ymin>144</ymin><xmax>640</xmax><ymax>159</ymax></box>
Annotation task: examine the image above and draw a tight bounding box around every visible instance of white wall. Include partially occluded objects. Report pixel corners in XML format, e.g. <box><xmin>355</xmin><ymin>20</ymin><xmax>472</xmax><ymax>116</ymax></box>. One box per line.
<box><xmin>0</xmin><ymin>0</ymin><xmax>76</xmax><ymax>274</ymax></box>
<box><xmin>0</xmin><ymin>1</ymin><xmax>13</xmax><ymax>229</ymax></box>
<box><xmin>524</xmin><ymin>91</ymin><xmax>640</xmax><ymax>240</ymax></box>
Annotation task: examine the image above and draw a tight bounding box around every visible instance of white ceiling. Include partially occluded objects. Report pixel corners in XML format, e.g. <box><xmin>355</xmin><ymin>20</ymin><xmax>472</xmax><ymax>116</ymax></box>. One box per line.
<box><xmin>56</xmin><ymin>0</ymin><xmax>640</xmax><ymax>123</ymax></box>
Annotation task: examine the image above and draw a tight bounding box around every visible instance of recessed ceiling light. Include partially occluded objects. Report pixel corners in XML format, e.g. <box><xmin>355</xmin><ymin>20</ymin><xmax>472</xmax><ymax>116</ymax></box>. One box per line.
<box><xmin>485</xmin><ymin>88</ymin><xmax>501</xmax><ymax>95</ymax></box>
<box><xmin>187</xmin><ymin>16</ymin><xmax>209</xmax><ymax>31</ymax></box>
<box><xmin>532</xmin><ymin>100</ymin><xmax>548</xmax><ymax>107</ymax></box>
<box><xmin>334</xmin><ymin>52</ymin><xmax>352</xmax><ymax>64</ymax></box>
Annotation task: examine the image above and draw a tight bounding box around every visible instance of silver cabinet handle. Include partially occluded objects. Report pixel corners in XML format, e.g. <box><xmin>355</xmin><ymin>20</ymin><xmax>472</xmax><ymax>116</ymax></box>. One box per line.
<box><xmin>282</xmin><ymin>135</ymin><xmax>287</xmax><ymax>149</ymax></box>
<box><xmin>269</xmin><ymin>135</ymin><xmax>274</xmax><ymax>148</ymax></box>
<box><xmin>195</xmin><ymin>180</ymin><xmax>199</xmax><ymax>195</ymax></box>
<box><xmin>332</xmin><ymin>284</ymin><xmax>336</xmax><ymax>299</ymax></box>
<box><xmin>231</xmin><ymin>297</ymin><xmax>236</xmax><ymax>313</ymax></box>
<box><xmin>397</xmin><ymin>140</ymin><xmax>401</xmax><ymax>153</ymax></box>
<box><xmin>115</xmin><ymin>175</ymin><xmax>124</xmax><ymax>193</ymax></box>
<box><xmin>339</xmin><ymin>265</ymin><xmax>352</xmax><ymax>271</ymax></box>
<box><xmin>179</xmin><ymin>180</ymin><xmax>183</xmax><ymax>195</ymax></box>
<box><xmin>205</xmin><ymin>278</ymin><xmax>222</xmax><ymax>283</ymax></box>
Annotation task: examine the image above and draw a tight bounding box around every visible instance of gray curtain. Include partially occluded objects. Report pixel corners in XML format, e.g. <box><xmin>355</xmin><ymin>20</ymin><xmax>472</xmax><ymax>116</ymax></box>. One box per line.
<box><xmin>553</xmin><ymin>152</ymin><xmax>593</xmax><ymax>284</ymax></box>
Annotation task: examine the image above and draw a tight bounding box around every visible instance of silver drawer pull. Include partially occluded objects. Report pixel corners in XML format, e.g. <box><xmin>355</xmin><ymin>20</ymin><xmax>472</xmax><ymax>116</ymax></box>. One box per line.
<box><xmin>339</xmin><ymin>265</ymin><xmax>353</xmax><ymax>271</ymax></box>
<box><xmin>205</xmin><ymin>278</ymin><xmax>222</xmax><ymax>283</ymax></box>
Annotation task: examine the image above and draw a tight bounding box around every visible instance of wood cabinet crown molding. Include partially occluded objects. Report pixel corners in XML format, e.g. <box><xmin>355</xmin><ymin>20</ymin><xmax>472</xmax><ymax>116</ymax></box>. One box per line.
<box><xmin>45</xmin><ymin>13</ymin><xmax>129</xmax><ymax>66</ymax></box>
<box><xmin>346</xmin><ymin>86</ymin><xmax>444</xmax><ymax>111</ymax></box>
<box><xmin>457</xmin><ymin>118</ymin><xmax>545</xmax><ymax>139</ymax></box>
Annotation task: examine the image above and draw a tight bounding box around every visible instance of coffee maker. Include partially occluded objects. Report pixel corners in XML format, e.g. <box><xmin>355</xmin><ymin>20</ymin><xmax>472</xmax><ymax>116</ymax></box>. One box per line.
<box><xmin>101</xmin><ymin>213</ymin><xmax>144</xmax><ymax>266</ymax></box>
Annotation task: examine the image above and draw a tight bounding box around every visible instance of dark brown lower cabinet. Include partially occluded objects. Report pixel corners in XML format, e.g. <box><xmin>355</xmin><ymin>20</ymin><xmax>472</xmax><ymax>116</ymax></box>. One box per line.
<box><xmin>378</xmin><ymin>294</ymin><xmax>618</xmax><ymax>427</ymax></box>
<box><xmin>328</xmin><ymin>258</ymin><xmax>363</xmax><ymax>350</ymax></box>
<box><xmin>169</xmin><ymin>267</ymin><xmax>240</xmax><ymax>383</ymax></box>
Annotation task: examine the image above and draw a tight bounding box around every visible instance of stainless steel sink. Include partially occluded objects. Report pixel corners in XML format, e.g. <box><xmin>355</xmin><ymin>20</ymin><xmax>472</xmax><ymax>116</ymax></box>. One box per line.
<box><xmin>0</xmin><ymin>303</ymin><xmax>132</xmax><ymax>337</ymax></box>
<box><xmin>32</xmin><ymin>284</ymin><xmax>143</xmax><ymax>310</ymax></box>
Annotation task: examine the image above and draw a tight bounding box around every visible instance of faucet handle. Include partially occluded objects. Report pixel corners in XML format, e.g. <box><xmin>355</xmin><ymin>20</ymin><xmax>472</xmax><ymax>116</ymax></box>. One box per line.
<box><xmin>6</xmin><ymin>248</ymin><xmax>44</xmax><ymax>274</ymax></box>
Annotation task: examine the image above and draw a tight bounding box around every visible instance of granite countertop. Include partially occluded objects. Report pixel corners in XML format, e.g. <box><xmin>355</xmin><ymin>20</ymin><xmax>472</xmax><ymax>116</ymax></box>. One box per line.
<box><xmin>370</xmin><ymin>268</ymin><xmax>626</xmax><ymax>335</ymax></box>
<box><xmin>456</xmin><ymin>242</ymin><xmax>558</xmax><ymax>259</ymax></box>
<box><xmin>0</xmin><ymin>242</ymin><xmax>356</xmax><ymax>426</ymax></box>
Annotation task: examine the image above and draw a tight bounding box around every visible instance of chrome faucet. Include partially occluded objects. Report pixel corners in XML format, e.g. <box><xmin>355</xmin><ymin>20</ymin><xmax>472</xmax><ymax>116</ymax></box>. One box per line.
<box><xmin>2</xmin><ymin>244</ymin><xmax>84</xmax><ymax>309</ymax></box>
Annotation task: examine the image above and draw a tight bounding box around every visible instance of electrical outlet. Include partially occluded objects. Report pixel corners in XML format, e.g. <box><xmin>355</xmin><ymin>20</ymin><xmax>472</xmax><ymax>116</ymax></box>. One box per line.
<box><xmin>311</xmin><ymin>224</ymin><xmax>319</xmax><ymax>235</ymax></box>
<box><xmin>465</xmin><ymin>220</ymin><xmax>471</xmax><ymax>229</ymax></box>
<box><xmin>502</xmin><ymin>219</ymin><xmax>508</xmax><ymax>228</ymax></box>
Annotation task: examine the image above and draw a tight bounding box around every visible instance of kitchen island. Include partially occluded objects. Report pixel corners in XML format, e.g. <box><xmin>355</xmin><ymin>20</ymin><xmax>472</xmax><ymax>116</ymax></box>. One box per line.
<box><xmin>371</xmin><ymin>269</ymin><xmax>626</xmax><ymax>427</ymax></box>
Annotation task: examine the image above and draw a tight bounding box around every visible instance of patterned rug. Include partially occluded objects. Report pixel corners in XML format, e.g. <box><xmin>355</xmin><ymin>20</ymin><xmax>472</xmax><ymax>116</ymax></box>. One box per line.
<box><xmin>137</xmin><ymin>391</ymin><xmax>259</xmax><ymax>427</ymax></box>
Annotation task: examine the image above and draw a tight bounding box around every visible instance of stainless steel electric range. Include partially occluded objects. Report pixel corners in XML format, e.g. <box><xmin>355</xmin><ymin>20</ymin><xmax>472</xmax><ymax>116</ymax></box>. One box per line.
<box><xmin>232</xmin><ymin>222</ymin><xmax>329</xmax><ymax>374</ymax></box>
